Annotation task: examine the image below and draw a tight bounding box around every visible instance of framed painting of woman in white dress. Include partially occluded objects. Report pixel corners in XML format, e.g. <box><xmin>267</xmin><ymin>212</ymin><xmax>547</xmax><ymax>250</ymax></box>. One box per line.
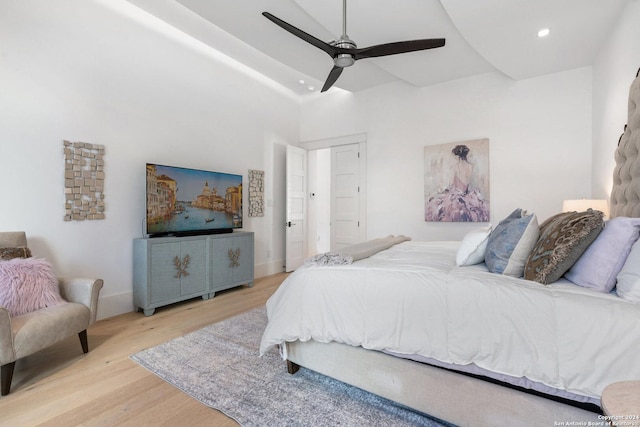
<box><xmin>424</xmin><ymin>139</ymin><xmax>490</xmax><ymax>222</ymax></box>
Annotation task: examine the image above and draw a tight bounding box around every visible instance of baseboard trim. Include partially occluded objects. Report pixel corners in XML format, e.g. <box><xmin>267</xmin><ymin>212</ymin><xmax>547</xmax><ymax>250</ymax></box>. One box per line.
<box><xmin>96</xmin><ymin>291</ymin><xmax>135</xmax><ymax>320</ymax></box>
<box><xmin>254</xmin><ymin>259</ymin><xmax>285</xmax><ymax>278</ymax></box>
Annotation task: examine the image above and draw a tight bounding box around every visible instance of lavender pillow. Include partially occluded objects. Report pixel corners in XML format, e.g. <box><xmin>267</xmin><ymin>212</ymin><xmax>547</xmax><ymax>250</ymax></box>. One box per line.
<box><xmin>617</xmin><ymin>238</ymin><xmax>640</xmax><ymax>301</ymax></box>
<box><xmin>565</xmin><ymin>217</ymin><xmax>640</xmax><ymax>292</ymax></box>
<box><xmin>0</xmin><ymin>258</ymin><xmax>66</xmax><ymax>317</ymax></box>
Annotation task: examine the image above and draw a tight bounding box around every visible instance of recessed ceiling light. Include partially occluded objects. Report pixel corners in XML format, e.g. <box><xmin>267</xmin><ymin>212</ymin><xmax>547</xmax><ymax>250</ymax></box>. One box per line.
<box><xmin>537</xmin><ymin>28</ymin><xmax>550</xmax><ymax>38</ymax></box>
<box><xmin>298</xmin><ymin>79</ymin><xmax>305</xmax><ymax>85</ymax></box>
<box><xmin>307</xmin><ymin>85</ymin><xmax>315</xmax><ymax>91</ymax></box>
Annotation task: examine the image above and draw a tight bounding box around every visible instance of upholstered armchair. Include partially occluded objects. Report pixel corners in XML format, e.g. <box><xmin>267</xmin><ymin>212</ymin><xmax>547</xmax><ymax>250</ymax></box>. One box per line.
<box><xmin>0</xmin><ymin>232</ymin><xmax>103</xmax><ymax>395</ymax></box>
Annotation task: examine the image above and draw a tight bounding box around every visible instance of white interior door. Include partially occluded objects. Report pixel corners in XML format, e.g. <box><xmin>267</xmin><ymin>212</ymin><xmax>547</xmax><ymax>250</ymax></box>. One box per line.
<box><xmin>285</xmin><ymin>145</ymin><xmax>307</xmax><ymax>272</ymax></box>
<box><xmin>330</xmin><ymin>143</ymin><xmax>366</xmax><ymax>251</ymax></box>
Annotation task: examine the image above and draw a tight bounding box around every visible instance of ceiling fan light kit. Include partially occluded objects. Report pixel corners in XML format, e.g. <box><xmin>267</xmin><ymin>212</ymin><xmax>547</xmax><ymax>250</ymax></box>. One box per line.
<box><xmin>263</xmin><ymin>0</ymin><xmax>445</xmax><ymax>92</ymax></box>
<box><xmin>332</xmin><ymin>37</ymin><xmax>356</xmax><ymax>68</ymax></box>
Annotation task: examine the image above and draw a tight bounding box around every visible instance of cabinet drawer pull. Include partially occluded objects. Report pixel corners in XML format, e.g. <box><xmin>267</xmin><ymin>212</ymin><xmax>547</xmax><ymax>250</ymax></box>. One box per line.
<box><xmin>228</xmin><ymin>248</ymin><xmax>241</xmax><ymax>268</ymax></box>
<box><xmin>174</xmin><ymin>254</ymin><xmax>191</xmax><ymax>278</ymax></box>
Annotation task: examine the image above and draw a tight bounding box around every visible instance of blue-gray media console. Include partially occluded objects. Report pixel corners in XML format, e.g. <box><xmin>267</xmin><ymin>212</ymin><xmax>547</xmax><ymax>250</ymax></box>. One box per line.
<box><xmin>133</xmin><ymin>231</ymin><xmax>254</xmax><ymax>316</ymax></box>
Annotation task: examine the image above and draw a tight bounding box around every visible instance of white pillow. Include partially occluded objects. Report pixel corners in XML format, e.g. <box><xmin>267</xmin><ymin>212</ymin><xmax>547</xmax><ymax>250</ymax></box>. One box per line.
<box><xmin>456</xmin><ymin>226</ymin><xmax>492</xmax><ymax>266</ymax></box>
<box><xmin>616</xmin><ymin>238</ymin><xmax>640</xmax><ymax>301</ymax></box>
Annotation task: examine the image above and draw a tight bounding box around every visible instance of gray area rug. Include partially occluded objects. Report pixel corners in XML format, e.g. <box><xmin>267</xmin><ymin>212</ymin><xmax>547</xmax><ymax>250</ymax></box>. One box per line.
<box><xmin>131</xmin><ymin>307</ymin><xmax>453</xmax><ymax>427</ymax></box>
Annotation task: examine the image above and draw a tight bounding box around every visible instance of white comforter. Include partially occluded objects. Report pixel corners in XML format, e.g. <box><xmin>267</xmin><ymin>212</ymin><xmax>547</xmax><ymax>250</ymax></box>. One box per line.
<box><xmin>260</xmin><ymin>241</ymin><xmax>640</xmax><ymax>401</ymax></box>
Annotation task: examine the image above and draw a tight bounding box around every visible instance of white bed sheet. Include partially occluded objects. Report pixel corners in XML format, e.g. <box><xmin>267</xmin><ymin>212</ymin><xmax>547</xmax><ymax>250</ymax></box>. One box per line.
<box><xmin>260</xmin><ymin>241</ymin><xmax>640</xmax><ymax>401</ymax></box>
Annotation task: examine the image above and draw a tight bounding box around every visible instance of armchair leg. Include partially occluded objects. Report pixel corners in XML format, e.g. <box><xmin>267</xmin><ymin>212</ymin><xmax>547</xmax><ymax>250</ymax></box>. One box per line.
<box><xmin>1</xmin><ymin>362</ymin><xmax>15</xmax><ymax>396</ymax></box>
<box><xmin>2</xmin><ymin>332</ymin><xmax>92</xmax><ymax>396</ymax></box>
<box><xmin>78</xmin><ymin>330</ymin><xmax>89</xmax><ymax>354</ymax></box>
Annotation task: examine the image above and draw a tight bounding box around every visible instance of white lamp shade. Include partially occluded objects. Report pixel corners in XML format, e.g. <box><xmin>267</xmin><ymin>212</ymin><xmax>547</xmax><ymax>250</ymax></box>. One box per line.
<box><xmin>562</xmin><ymin>199</ymin><xmax>609</xmax><ymax>218</ymax></box>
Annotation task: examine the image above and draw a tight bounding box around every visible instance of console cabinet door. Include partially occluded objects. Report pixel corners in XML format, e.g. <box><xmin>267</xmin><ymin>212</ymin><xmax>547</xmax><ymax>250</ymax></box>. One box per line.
<box><xmin>231</xmin><ymin>234</ymin><xmax>254</xmax><ymax>284</ymax></box>
<box><xmin>210</xmin><ymin>233</ymin><xmax>254</xmax><ymax>292</ymax></box>
<box><xmin>176</xmin><ymin>239</ymin><xmax>208</xmax><ymax>296</ymax></box>
<box><xmin>149</xmin><ymin>241</ymin><xmax>181</xmax><ymax>303</ymax></box>
<box><xmin>149</xmin><ymin>239</ymin><xmax>207</xmax><ymax>303</ymax></box>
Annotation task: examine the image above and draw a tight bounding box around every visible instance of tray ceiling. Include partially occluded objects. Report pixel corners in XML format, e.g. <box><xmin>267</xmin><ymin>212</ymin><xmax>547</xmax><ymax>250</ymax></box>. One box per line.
<box><xmin>125</xmin><ymin>0</ymin><xmax>628</xmax><ymax>97</ymax></box>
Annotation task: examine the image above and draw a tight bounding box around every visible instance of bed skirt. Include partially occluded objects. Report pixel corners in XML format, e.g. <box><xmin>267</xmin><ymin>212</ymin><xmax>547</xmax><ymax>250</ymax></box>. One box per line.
<box><xmin>286</xmin><ymin>340</ymin><xmax>602</xmax><ymax>427</ymax></box>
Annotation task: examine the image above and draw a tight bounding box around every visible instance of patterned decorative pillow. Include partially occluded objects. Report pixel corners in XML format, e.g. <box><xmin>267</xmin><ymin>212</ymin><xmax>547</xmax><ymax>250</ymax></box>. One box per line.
<box><xmin>485</xmin><ymin>209</ymin><xmax>539</xmax><ymax>276</ymax></box>
<box><xmin>565</xmin><ymin>217</ymin><xmax>640</xmax><ymax>292</ymax></box>
<box><xmin>524</xmin><ymin>210</ymin><xmax>604</xmax><ymax>285</ymax></box>
<box><xmin>0</xmin><ymin>246</ymin><xmax>32</xmax><ymax>260</ymax></box>
<box><xmin>0</xmin><ymin>257</ymin><xmax>65</xmax><ymax>317</ymax></box>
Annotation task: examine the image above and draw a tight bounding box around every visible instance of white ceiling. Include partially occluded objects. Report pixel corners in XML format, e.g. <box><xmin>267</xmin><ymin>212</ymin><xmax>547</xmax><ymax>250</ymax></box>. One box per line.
<box><xmin>124</xmin><ymin>0</ymin><xmax>628</xmax><ymax>97</ymax></box>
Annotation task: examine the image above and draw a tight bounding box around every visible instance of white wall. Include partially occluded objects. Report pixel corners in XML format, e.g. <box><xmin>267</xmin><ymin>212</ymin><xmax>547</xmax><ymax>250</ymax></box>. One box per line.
<box><xmin>592</xmin><ymin>0</ymin><xmax>640</xmax><ymax>200</ymax></box>
<box><xmin>300</xmin><ymin>68</ymin><xmax>593</xmax><ymax>242</ymax></box>
<box><xmin>0</xmin><ymin>0</ymin><xmax>299</xmax><ymax>318</ymax></box>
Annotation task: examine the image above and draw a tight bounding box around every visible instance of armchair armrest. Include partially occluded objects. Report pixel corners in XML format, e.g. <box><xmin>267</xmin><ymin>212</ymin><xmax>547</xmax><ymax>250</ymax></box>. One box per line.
<box><xmin>58</xmin><ymin>278</ymin><xmax>104</xmax><ymax>325</ymax></box>
<box><xmin>0</xmin><ymin>307</ymin><xmax>16</xmax><ymax>364</ymax></box>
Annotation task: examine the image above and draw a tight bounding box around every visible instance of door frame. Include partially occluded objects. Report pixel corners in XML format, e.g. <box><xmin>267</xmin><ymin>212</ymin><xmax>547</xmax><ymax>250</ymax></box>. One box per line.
<box><xmin>300</xmin><ymin>133</ymin><xmax>367</xmax><ymax>151</ymax></box>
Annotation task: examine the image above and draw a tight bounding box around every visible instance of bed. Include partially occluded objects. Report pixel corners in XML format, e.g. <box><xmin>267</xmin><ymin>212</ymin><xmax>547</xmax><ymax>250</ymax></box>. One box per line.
<box><xmin>260</xmin><ymin>69</ymin><xmax>640</xmax><ymax>427</ymax></box>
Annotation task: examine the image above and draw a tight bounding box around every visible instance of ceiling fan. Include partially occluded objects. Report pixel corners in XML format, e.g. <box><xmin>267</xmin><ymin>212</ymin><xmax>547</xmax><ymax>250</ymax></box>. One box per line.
<box><xmin>263</xmin><ymin>0</ymin><xmax>445</xmax><ymax>92</ymax></box>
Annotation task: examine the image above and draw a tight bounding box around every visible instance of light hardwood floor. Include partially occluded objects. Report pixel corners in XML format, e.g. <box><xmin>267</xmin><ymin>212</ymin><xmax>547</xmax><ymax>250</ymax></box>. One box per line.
<box><xmin>0</xmin><ymin>273</ymin><xmax>287</xmax><ymax>427</ymax></box>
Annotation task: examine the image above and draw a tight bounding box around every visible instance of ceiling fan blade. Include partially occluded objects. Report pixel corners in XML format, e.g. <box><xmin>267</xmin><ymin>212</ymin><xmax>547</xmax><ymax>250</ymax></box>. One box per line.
<box><xmin>262</xmin><ymin>12</ymin><xmax>337</xmax><ymax>57</ymax></box>
<box><xmin>321</xmin><ymin>66</ymin><xmax>344</xmax><ymax>92</ymax></box>
<box><xmin>353</xmin><ymin>38</ymin><xmax>445</xmax><ymax>60</ymax></box>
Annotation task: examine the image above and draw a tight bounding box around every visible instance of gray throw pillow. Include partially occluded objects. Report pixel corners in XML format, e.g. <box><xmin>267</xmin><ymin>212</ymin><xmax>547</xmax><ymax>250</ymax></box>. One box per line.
<box><xmin>485</xmin><ymin>208</ymin><xmax>539</xmax><ymax>277</ymax></box>
<box><xmin>0</xmin><ymin>247</ymin><xmax>32</xmax><ymax>260</ymax></box>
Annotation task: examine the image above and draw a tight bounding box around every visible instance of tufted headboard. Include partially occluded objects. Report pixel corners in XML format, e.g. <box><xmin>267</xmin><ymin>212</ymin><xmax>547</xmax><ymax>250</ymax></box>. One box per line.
<box><xmin>610</xmin><ymin>68</ymin><xmax>640</xmax><ymax>218</ymax></box>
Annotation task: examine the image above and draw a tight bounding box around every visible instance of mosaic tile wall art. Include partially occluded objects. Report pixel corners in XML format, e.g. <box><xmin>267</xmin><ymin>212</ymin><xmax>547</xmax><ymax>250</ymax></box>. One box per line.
<box><xmin>63</xmin><ymin>140</ymin><xmax>105</xmax><ymax>221</ymax></box>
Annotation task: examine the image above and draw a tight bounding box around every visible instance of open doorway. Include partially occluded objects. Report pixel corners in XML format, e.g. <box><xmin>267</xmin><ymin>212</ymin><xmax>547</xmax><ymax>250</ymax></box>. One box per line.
<box><xmin>305</xmin><ymin>142</ymin><xmax>366</xmax><ymax>257</ymax></box>
<box><xmin>284</xmin><ymin>134</ymin><xmax>367</xmax><ymax>271</ymax></box>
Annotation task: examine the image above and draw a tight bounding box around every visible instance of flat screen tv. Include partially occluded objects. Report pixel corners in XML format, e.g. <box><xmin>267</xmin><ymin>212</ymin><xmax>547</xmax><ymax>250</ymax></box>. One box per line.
<box><xmin>146</xmin><ymin>163</ymin><xmax>242</xmax><ymax>237</ymax></box>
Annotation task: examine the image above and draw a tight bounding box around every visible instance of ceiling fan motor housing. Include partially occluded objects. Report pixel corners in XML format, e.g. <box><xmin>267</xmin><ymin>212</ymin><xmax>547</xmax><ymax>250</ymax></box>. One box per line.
<box><xmin>333</xmin><ymin>37</ymin><xmax>356</xmax><ymax>67</ymax></box>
